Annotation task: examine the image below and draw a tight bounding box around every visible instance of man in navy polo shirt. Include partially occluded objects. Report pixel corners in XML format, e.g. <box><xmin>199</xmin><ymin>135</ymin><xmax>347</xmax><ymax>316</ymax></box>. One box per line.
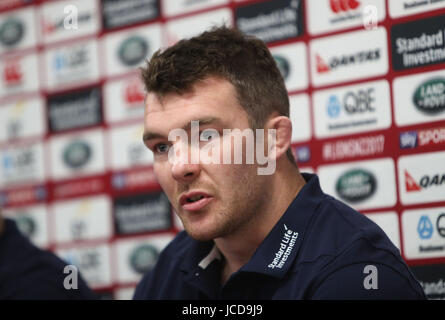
<box><xmin>0</xmin><ymin>211</ymin><xmax>97</xmax><ymax>299</ymax></box>
<box><xmin>134</xmin><ymin>26</ymin><xmax>426</xmax><ymax>300</ymax></box>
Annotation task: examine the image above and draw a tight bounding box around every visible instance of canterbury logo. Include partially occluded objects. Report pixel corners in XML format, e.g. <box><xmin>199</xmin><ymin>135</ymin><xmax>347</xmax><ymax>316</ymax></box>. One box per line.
<box><xmin>330</xmin><ymin>0</ymin><xmax>360</xmax><ymax>13</ymax></box>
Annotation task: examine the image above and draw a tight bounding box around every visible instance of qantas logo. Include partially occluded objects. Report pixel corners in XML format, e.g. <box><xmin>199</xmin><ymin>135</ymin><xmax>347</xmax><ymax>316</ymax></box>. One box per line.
<box><xmin>316</xmin><ymin>49</ymin><xmax>381</xmax><ymax>74</ymax></box>
<box><xmin>316</xmin><ymin>54</ymin><xmax>331</xmax><ymax>73</ymax></box>
<box><xmin>405</xmin><ymin>170</ymin><xmax>422</xmax><ymax>192</ymax></box>
<box><xmin>41</xmin><ymin>13</ymin><xmax>92</xmax><ymax>35</ymax></box>
<box><xmin>405</xmin><ymin>170</ymin><xmax>445</xmax><ymax>192</ymax></box>
<box><xmin>330</xmin><ymin>0</ymin><xmax>361</xmax><ymax>13</ymax></box>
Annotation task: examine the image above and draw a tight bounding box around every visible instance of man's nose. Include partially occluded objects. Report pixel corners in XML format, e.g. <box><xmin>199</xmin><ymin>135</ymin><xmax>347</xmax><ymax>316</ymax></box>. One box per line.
<box><xmin>170</xmin><ymin>144</ymin><xmax>201</xmax><ymax>181</ymax></box>
<box><xmin>171</xmin><ymin>160</ymin><xmax>201</xmax><ymax>182</ymax></box>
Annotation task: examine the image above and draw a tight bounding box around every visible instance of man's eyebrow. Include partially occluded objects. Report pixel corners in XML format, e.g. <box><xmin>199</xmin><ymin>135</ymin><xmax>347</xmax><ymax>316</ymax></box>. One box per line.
<box><xmin>142</xmin><ymin>117</ymin><xmax>223</xmax><ymax>143</ymax></box>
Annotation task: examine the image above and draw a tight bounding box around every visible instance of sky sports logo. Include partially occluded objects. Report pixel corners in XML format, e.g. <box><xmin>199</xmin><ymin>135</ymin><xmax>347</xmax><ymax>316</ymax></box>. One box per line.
<box><xmin>399</xmin><ymin>126</ymin><xmax>445</xmax><ymax>149</ymax></box>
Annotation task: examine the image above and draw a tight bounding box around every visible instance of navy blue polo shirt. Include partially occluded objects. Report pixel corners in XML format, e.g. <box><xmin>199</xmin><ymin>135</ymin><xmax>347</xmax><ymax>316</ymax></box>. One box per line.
<box><xmin>133</xmin><ymin>173</ymin><xmax>426</xmax><ymax>300</ymax></box>
<box><xmin>0</xmin><ymin>219</ymin><xmax>97</xmax><ymax>300</ymax></box>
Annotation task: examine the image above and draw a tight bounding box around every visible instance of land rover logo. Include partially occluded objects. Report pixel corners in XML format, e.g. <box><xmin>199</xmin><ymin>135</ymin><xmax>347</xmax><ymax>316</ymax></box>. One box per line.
<box><xmin>273</xmin><ymin>55</ymin><xmax>290</xmax><ymax>80</ymax></box>
<box><xmin>0</xmin><ymin>18</ymin><xmax>24</xmax><ymax>47</ymax></box>
<box><xmin>15</xmin><ymin>215</ymin><xmax>36</xmax><ymax>238</ymax></box>
<box><xmin>129</xmin><ymin>244</ymin><xmax>159</xmax><ymax>274</ymax></box>
<box><xmin>336</xmin><ymin>169</ymin><xmax>377</xmax><ymax>203</ymax></box>
<box><xmin>413</xmin><ymin>78</ymin><xmax>445</xmax><ymax>115</ymax></box>
<box><xmin>62</xmin><ymin>140</ymin><xmax>91</xmax><ymax>169</ymax></box>
<box><xmin>118</xmin><ymin>36</ymin><xmax>148</xmax><ymax>66</ymax></box>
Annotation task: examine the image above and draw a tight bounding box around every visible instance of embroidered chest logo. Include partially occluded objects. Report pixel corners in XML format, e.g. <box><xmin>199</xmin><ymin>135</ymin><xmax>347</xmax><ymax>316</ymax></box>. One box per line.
<box><xmin>268</xmin><ymin>224</ymin><xmax>299</xmax><ymax>269</ymax></box>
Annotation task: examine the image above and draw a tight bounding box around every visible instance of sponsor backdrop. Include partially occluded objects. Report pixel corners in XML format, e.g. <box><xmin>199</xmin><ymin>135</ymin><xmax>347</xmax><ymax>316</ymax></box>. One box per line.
<box><xmin>0</xmin><ymin>0</ymin><xmax>445</xmax><ymax>299</ymax></box>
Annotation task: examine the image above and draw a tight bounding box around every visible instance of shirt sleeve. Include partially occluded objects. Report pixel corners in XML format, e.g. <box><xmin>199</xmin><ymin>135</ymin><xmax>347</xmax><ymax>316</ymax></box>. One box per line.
<box><xmin>310</xmin><ymin>262</ymin><xmax>426</xmax><ymax>300</ymax></box>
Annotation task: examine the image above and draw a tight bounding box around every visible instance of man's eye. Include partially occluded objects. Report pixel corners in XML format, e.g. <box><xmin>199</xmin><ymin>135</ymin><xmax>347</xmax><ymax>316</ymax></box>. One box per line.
<box><xmin>155</xmin><ymin>143</ymin><xmax>170</xmax><ymax>154</ymax></box>
<box><xmin>200</xmin><ymin>129</ymin><xmax>219</xmax><ymax>141</ymax></box>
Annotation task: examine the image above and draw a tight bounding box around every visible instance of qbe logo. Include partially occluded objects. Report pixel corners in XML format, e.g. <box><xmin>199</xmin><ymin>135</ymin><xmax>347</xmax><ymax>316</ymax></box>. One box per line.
<box><xmin>417</xmin><ymin>215</ymin><xmax>434</xmax><ymax>240</ymax></box>
<box><xmin>398</xmin><ymin>151</ymin><xmax>445</xmax><ymax>205</ymax></box>
<box><xmin>312</xmin><ymin>80</ymin><xmax>391</xmax><ymax>138</ymax></box>
<box><xmin>0</xmin><ymin>142</ymin><xmax>45</xmax><ymax>186</ymax></box>
<box><xmin>402</xmin><ymin>208</ymin><xmax>445</xmax><ymax>259</ymax></box>
<box><xmin>310</xmin><ymin>27</ymin><xmax>388</xmax><ymax>87</ymax></box>
<box><xmin>44</xmin><ymin>40</ymin><xmax>100</xmax><ymax>91</ymax></box>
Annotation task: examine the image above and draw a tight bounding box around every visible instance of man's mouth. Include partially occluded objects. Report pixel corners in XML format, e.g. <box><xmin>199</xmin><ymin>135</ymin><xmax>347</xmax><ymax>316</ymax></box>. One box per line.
<box><xmin>179</xmin><ymin>192</ymin><xmax>213</xmax><ymax>211</ymax></box>
<box><xmin>186</xmin><ymin>195</ymin><xmax>205</xmax><ymax>203</ymax></box>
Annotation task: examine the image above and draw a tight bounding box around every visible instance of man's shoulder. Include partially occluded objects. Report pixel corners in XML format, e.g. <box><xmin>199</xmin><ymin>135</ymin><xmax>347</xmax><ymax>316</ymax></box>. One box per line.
<box><xmin>0</xmin><ymin>219</ymin><xmax>96</xmax><ymax>299</ymax></box>
<box><xmin>301</xmin><ymin>194</ymin><xmax>400</xmax><ymax>261</ymax></box>
<box><xmin>296</xmin><ymin>195</ymin><xmax>425</xmax><ymax>299</ymax></box>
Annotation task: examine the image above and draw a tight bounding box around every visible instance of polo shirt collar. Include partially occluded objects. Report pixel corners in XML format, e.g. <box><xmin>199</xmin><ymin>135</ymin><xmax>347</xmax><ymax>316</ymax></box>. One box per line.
<box><xmin>240</xmin><ymin>173</ymin><xmax>323</xmax><ymax>278</ymax></box>
<box><xmin>180</xmin><ymin>173</ymin><xmax>324</xmax><ymax>280</ymax></box>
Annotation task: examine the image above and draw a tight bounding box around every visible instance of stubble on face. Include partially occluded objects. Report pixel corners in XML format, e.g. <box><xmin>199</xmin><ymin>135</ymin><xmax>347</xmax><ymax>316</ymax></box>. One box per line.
<box><xmin>179</xmin><ymin>163</ymin><xmax>269</xmax><ymax>242</ymax></box>
<box><xmin>146</xmin><ymin>77</ymin><xmax>271</xmax><ymax>242</ymax></box>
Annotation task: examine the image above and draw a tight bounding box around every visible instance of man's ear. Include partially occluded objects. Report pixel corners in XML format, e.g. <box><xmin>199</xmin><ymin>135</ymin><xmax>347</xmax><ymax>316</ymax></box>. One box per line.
<box><xmin>264</xmin><ymin>114</ymin><xmax>293</xmax><ymax>161</ymax></box>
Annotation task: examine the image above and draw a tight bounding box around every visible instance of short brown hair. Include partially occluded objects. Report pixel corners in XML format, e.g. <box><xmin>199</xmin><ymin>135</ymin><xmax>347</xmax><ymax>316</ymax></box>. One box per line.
<box><xmin>141</xmin><ymin>26</ymin><xmax>296</xmax><ymax>165</ymax></box>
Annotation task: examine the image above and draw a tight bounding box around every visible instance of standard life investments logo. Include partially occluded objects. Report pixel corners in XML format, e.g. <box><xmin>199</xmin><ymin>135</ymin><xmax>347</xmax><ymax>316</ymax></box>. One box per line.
<box><xmin>268</xmin><ymin>224</ymin><xmax>299</xmax><ymax>269</ymax></box>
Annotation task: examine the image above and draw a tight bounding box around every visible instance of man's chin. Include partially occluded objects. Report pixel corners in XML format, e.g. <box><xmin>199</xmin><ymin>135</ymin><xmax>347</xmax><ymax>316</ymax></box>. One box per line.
<box><xmin>185</xmin><ymin>229</ymin><xmax>217</xmax><ymax>242</ymax></box>
<box><xmin>183</xmin><ymin>222</ymin><xmax>226</xmax><ymax>241</ymax></box>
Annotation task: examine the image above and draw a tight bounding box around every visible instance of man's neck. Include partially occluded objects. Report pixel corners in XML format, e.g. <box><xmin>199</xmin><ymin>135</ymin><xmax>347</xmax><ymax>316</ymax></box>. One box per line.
<box><xmin>216</xmin><ymin>166</ymin><xmax>306</xmax><ymax>284</ymax></box>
